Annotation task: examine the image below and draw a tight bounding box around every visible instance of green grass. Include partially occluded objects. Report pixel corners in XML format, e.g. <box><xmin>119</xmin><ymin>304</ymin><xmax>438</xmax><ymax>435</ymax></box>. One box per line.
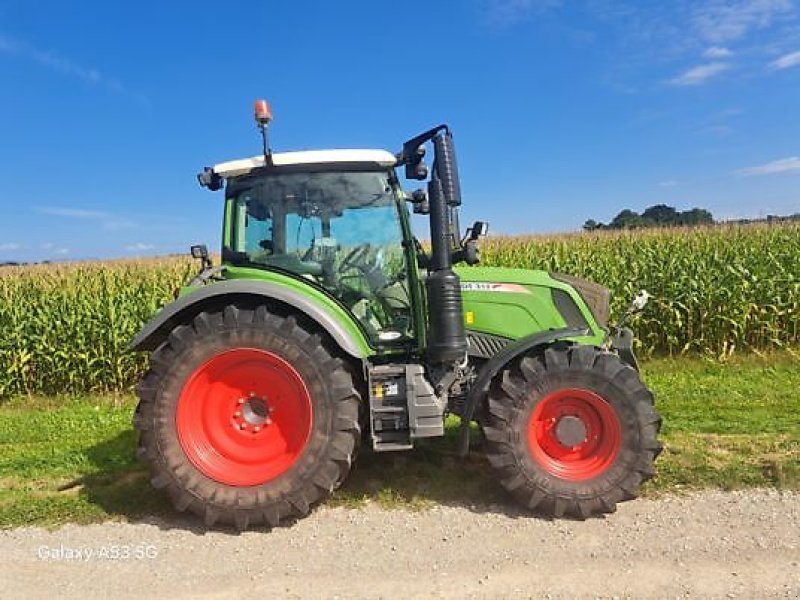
<box><xmin>642</xmin><ymin>351</ymin><xmax>800</xmax><ymax>491</ymax></box>
<box><xmin>1</xmin><ymin>352</ymin><xmax>798</xmax><ymax>528</ymax></box>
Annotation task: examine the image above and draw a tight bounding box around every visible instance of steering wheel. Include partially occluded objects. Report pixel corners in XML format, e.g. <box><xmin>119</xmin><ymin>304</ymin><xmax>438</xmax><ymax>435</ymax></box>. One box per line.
<box><xmin>338</xmin><ymin>243</ymin><xmax>372</xmax><ymax>273</ymax></box>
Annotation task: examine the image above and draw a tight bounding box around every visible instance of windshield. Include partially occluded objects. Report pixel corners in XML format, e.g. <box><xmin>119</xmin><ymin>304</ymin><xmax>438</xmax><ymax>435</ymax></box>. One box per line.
<box><xmin>227</xmin><ymin>170</ymin><xmax>412</xmax><ymax>343</ymax></box>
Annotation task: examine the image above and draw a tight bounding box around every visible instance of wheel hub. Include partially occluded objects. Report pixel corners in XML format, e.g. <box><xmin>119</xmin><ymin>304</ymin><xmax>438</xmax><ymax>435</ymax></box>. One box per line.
<box><xmin>554</xmin><ymin>415</ymin><xmax>587</xmax><ymax>447</ymax></box>
<box><xmin>232</xmin><ymin>393</ymin><xmax>272</xmax><ymax>432</ymax></box>
<box><xmin>526</xmin><ymin>388</ymin><xmax>621</xmax><ymax>482</ymax></box>
<box><xmin>176</xmin><ymin>348</ymin><xmax>313</xmax><ymax>487</ymax></box>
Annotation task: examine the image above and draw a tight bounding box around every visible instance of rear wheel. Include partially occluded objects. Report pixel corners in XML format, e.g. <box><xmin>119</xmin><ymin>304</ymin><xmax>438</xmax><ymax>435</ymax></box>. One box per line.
<box><xmin>482</xmin><ymin>345</ymin><xmax>661</xmax><ymax>518</ymax></box>
<box><xmin>134</xmin><ymin>304</ymin><xmax>361</xmax><ymax>530</ymax></box>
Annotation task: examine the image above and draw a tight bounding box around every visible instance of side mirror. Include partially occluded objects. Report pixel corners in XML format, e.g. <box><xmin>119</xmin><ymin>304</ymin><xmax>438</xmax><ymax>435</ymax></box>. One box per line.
<box><xmin>197</xmin><ymin>167</ymin><xmax>224</xmax><ymax>191</ymax></box>
<box><xmin>468</xmin><ymin>221</ymin><xmax>489</xmax><ymax>240</ymax></box>
<box><xmin>404</xmin><ymin>145</ymin><xmax>428</xmax><ymax>180</ymax></box>
<box><xmin>461</xmin><ymin>240</ymin><xmax>480</xmax><ymax>265</ymax></box>
<box><xmin>453</xmin><ymin>221</ymin><xmax>488</xmax><ymax>266</ymax></box>
<box><xmin>190</xmin><ymin>244</ymin><xmax>212</xmax><ymax>270</ymax></box>
<box><xmin>409</xmin><ymin>189</ymin><xmax>430</xmax><ymax>215</ymax></box>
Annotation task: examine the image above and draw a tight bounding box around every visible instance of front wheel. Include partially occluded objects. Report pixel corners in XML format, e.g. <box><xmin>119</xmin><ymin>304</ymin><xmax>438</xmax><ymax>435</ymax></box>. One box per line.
<box><xmin>482</xmin><ymin>345</ymin><xmax>661</xmax><ymax>518</ymax></box>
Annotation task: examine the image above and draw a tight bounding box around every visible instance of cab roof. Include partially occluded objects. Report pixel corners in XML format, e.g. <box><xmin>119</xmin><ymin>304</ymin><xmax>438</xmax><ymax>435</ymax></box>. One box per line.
<box><xmin>212</xmin><ymin>149</ymin><xmax>397</xmax><ymax>178</ymax></box>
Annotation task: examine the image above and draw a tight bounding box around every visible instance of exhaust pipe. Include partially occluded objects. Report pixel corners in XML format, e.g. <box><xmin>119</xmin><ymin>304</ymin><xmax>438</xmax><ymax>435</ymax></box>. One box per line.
<box><xmin>426</xmin><ymin>130</ymin><xmax>468</xmax><ymax>364</ymax></box>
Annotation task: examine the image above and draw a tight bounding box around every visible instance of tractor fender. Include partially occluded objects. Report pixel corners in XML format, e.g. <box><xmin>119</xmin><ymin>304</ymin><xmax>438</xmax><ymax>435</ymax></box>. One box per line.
<box><xmin>129</xmin><ymin>279</ymin><xmax>368</xmax><ymax>358</ymax></box>
<box><xmin>457</xmin><ymin>327</ymin><xmax>587</xmax><ymax>456</ymax></box>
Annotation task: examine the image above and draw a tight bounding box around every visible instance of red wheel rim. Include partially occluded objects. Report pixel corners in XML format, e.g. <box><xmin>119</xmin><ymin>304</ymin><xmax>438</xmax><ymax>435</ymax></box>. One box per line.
<box><xmin>527</xmin><ymin>388</ymin><xmax>621</xmax><ymax>482</ymax></box>
<box><xmin>176</xmin><ymin>348</ymin><xmax>312</xmax><ymax>487</ymax></box>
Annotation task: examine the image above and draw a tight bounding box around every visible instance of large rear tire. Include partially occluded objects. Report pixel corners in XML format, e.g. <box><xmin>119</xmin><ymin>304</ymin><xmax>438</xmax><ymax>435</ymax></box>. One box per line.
<box><xmin>482</xmin><ymin>345</ymin><xmax>661</xmax><ymax>519</ymax></box>
<box><xmin>133</xmin><ymin>304</ymin><xmax>361</xmax><ymax>530</ymax></box>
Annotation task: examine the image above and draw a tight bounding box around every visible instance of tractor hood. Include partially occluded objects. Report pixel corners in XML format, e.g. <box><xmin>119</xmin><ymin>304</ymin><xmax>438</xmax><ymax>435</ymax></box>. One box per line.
<box><xmin>454</xmin><ymin>266</ymin><xmax>610</xmax><ymax>342</ymax></box>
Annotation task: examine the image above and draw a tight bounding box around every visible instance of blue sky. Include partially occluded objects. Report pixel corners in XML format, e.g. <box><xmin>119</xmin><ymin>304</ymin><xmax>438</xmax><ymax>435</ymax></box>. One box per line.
<box><xmin>1</xmin><ymin>0</ymin><xmax>799</xmax><ymax>261</ymax></box>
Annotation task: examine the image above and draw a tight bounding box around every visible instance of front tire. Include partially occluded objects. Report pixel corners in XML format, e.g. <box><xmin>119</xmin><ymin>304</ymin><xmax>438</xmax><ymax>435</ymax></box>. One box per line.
<box><xmin>133</xmin><ymin>305</ymin><xmax>362</xmax><ymax>530</ymax></box>
<box><xmin>482</xmin><ymin>345</ymin><xmax>661</xmax><ymax>519</ymax></box>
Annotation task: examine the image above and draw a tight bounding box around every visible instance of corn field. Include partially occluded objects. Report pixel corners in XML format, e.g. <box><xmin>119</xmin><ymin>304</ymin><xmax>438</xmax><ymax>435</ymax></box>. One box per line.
<box><xmin>480</xmin><ymin>223</ymin><xmax>800</xmax><ymax>357</ymax></box>
<box><xmin>1</xmin><ymin>223</ymin><xmax>798</xmax><ymax>397</ymax></box>
<box><xmin>0</xmin><ymin>258</ymin><xmax>194</xmax><ymax>397</ymax></box>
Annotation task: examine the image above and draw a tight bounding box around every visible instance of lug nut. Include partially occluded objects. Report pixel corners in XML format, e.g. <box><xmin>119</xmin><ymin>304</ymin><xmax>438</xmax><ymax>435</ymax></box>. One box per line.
<box><xmin>265</xmin><ymin>417</ymin><xmax>272</xmax><ymax>426</ymax></box>
<box><xmin>234</xmin><ymin>411</ymin><xmax>241</xmax><ymax>418</ymax></box>
<box><xmin>239</xmin><ymin>423</ymin><xmax>247</xmax><ymax>430</ymax></box>
<box><xmin>253</xmin><ymin>426</ymin><xmax>261</xmax><ymax>433</ymax></box>
<box><xmin>238</xmin><ymin>398</ymin><xmax>245</xmax><ymax>405</ymax></box>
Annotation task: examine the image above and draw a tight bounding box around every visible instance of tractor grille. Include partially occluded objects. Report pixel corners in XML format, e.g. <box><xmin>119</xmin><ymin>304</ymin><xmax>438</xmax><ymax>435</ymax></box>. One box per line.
<box><xmin>467</xmin><ymin>331</ymin><xmax>512</xmax><ymax>359</ymax></box>
<box><xmin>550</xmin><ymin>272</ymin><xmax>611</xmax><ymax>329</ymax></box>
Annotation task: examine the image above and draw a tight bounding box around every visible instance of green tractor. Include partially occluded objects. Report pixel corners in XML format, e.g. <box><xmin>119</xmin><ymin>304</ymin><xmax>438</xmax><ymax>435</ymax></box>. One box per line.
<box><xmin>130</xmin><ymin>101</ymin><xmax>661</xmax><ymax>529</ymax></box>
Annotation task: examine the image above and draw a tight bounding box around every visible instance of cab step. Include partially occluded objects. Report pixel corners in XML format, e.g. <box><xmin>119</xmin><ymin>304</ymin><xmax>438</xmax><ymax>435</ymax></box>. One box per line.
<box><xmin>367</xmin><ymin>364</ymin><xmax>444</xmax><ymax>452</ymax></box>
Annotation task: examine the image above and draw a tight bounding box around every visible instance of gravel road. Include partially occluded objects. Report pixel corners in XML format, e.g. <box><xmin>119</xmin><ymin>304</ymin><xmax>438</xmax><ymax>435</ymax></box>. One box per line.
<box><xmin>1</xmin><ymin>490</ymin><xmax>798</xmax><ymax>599</ymax></box>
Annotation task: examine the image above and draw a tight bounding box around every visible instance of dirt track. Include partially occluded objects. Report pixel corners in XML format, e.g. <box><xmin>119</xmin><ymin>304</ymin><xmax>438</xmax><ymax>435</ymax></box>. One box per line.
<box><xmin>1</xmin><ymin>490</ymin><xmax>798</xmax><ymax>599</ymax></box>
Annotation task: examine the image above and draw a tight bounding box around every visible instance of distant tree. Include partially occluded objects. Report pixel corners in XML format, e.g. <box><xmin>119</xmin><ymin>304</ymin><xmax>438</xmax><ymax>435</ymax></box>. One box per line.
<box><xmin>642</xmin><ymin>204</ymin><xmax>678</xmax><ymax>224</ymax></box>
<box><xmin>609</xmin><ymin>209</ymin><xmax>635</xmax><ymax>228</ymax></box>
<box><xmin>583</xmin><ymin>219</ymin><xmax>602</xmax><ymax>231</ymax></box>
<box><xmin>678</xmin><ymin>208</ymin><xmax>713</xmax><ymax>226</ymax></box>
<box><xmin>609</xmin><ymin>209</ymin><xmax>649</xmax><ymax>229</ymax></box>
<box><xmin>588</xmin><ymin>204</ymin><xmax>716</xmax><ymax>231</ymax></box>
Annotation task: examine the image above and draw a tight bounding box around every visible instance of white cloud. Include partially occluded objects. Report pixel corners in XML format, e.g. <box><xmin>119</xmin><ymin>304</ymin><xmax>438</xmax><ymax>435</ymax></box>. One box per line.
<box><xmin>658</xmin><ymin>180</ymin><xmax>678</xmax><ymax>187</ymax></box>
<box><xmin>41</xmin><ymin>242</ymin><xmax>54</xmax><ymax>250</ymax></box>
<box><xmin>691</xmin><ymin>0</ymin><xmax>794</xmax><ymax>44</ymax></box>
<box><xmin>583</xmin><ymin>1</ymin><xmax>795</xmax><ymax>49</ymax></box>
<box><xmin>29</xmin><ymin>49</ymin><xmax>102</xmax><ymax>85</ymax></box>
<box><xmin>54</xmin><ymin>248</ymin><xmax>70</xmax><ymax>256</ymax></box>
<box><xmin>0</xmin><ymin>33</ymin><xmax>148</xmax><ymax>104</ymax></box>
<box><xmin>769</xmin><ymin>50</ymin><xmax>800</xmax><ymax>70</ymax></box>
<box><xmin>738</xmin><ymin>156</ymin><xmax>800</xmax><ymax>176</ymax></box>
<box><xmin>125</xmin><ymin>243</ymin><xmax>155</xmax><ymax>252</ymax></box>
<box><xmin>36</xmin><ymin>205</ymin><xmax>136</xmax><ymax>231</ymax></box>
<box><xmin>704</xmin><ymin>46</ymin><xmax>733</xmax><ymax>58</ymax></box>
<box><xmin>669</xmin><ymin>62</ymin><xmax>731</xmax><ymax>86</ymax></box>
<box><xmin>0</xmin><ymin>242</ymin><xmax>21</xmax><ymax>251</ymax></box>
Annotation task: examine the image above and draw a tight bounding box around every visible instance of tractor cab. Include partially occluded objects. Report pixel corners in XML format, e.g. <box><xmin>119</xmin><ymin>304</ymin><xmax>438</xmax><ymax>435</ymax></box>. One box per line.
<box><xmin>213</xmin><ymin>153</ymin><xmax>416</xmax><ymax>345</ymax></box>
<box><xmin>197</xmin><ymin>105</ymin><xmax>482</xmax><ymax>367</ymax></box>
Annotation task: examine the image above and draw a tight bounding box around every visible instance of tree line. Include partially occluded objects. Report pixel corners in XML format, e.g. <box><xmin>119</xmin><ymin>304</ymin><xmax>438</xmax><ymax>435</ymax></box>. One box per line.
<box><xmin>583</xmin><ymin>204</ymin><xmax>713</xmax><ymax>231</ymax></box>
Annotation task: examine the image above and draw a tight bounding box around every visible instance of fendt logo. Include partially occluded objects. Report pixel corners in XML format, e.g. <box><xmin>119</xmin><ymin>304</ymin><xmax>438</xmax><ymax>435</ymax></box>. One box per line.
<box><xmin>460</xmin><ymin>282</ymin><xmax>531</xmax><ymax>294</ymax></box>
